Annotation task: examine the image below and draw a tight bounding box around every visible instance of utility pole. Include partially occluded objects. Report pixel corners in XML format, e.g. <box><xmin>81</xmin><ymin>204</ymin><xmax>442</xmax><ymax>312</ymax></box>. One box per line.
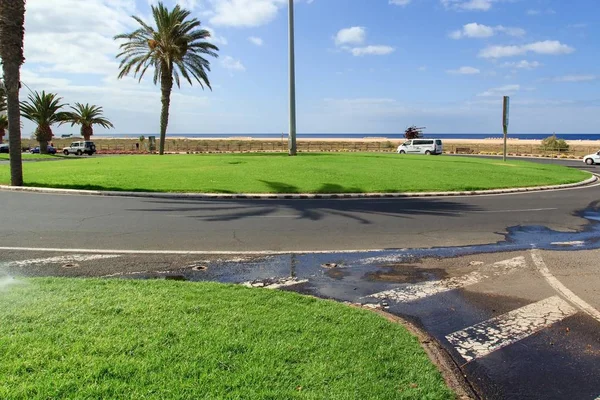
<box><xmin>288</xmin><ymin>0</ymin><xmax>297</xmax><ymax>156</ymax></box>
<box><xmin>503</xmin><ymin>96</ymin><xmax>510</xmax><ymax>162</ymax></box>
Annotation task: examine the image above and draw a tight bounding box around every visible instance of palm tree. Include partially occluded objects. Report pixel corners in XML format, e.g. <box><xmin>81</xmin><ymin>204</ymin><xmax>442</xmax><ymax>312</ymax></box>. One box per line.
<box><xmin>61</xmin><ymin>103</ymin><xmax>114</xmax><ymax>140</ymax></box>
<box><xmin>114</xmin><ymin>2</ymin><xmax>218</xmax><ymax>155</ymax></box>
<box><xmin>0</xmin><ymin>0</ymin><xmax>26</xmax><ymax>185</ymax></box>
<box><xmin>20</xmin><ymin>91</ymin><xmax>68</xmax><ymax>154</ymax></box>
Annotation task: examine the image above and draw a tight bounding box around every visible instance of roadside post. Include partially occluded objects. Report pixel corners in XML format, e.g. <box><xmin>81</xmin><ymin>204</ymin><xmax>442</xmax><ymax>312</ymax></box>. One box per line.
<box><xmin>503</xmin><ymin>96</ymin><xmax>509</xmax><ymax>162</ymax></box>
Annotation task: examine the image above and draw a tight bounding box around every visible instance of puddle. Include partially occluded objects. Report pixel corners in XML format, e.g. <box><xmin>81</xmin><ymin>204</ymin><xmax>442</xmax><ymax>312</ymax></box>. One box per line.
<box><xmin>363</xmin><ymin>265</ymin><xmax>446</xmax><ymax>283</ymax></box>
<box><xmin>110</xmin><ymin>204</ymin><xmax>600</xmax><ymax>301</ymax></box>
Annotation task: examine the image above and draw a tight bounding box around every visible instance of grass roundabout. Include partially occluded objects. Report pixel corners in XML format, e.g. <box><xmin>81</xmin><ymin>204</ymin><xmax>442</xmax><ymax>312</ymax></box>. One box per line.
<box><xmin>0</xmin><ymin>153</ymin><xmax>590</xmax><ymax>193</ymax></box>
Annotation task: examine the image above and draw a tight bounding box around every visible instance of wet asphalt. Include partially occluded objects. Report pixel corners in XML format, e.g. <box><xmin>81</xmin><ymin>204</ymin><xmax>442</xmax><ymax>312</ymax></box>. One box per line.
<box><xmin>1</xmin><ymin>156</ymin><xmax>599</xmax><ymax>399</ymax></box>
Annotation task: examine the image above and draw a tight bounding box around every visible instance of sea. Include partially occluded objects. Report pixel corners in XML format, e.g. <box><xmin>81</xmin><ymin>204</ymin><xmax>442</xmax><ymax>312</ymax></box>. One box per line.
<box><xmin>93</xmin><ymin>133</ymin><xmax>600</xmax><ymax>141</ymax></box>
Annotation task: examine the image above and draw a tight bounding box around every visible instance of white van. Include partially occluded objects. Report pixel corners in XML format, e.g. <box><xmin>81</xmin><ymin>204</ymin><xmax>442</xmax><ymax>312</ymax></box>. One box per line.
<box><xmin>397</xmin><ymin>139</ymin><xmax>443</xmax><ymax>155</ymax></box>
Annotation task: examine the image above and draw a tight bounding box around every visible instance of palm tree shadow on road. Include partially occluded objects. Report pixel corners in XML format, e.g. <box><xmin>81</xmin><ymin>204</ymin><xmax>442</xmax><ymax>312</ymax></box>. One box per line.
<box><xmin>127</xmin><ymin>181</ymin><xmax>483</xmax><ymax>224</ymax></box>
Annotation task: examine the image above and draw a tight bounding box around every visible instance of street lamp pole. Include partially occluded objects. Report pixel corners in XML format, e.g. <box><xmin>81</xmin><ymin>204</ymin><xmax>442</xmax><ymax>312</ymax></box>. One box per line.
<box><xmin>288</xmin><ymin>0</ymin><xmax>297</xmax><ymax>156</ymax></box>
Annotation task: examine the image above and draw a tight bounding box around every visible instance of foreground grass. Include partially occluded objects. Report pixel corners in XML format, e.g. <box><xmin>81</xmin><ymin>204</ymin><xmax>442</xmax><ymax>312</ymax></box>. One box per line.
<box><xmin>0</xmin><ymin>278</ymin><xmax>452</xmax><ymax>399</ymax></box>
<box><xmin>0</xmin><ymin>153</ymin><xmax>589</xmax><ymax>193</ymax></box>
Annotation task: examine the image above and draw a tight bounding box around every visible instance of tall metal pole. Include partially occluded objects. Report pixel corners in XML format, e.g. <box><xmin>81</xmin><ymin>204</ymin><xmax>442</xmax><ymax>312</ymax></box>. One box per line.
<box><xmin>288</xmin><ymin>0</ymin><xmax>297</xmax><ymax>156</ymax></box>
<box><xmin>502</xmin><ymin>96</ymin><xmax>510</xmax><ymax>162</ymax></box>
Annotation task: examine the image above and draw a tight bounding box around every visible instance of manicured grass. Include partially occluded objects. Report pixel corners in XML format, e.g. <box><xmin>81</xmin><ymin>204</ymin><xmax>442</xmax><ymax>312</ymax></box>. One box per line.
<box><xmin>0</xmin><ymin>153</ymin><xmax>589</xmax><ymax>193</ymax></box>
<box><xmin>0</xmin><ymin>153</ymin><xmax>62</xmax><ymax>160</ymax></box>
<box><xmin>0</xmin><ymin>278</ymin><xmax>453</xmax><ymax>399</ymax></box>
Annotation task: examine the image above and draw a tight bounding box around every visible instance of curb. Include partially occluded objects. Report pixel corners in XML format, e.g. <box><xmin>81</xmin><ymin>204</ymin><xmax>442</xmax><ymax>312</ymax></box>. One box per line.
<box><xmin>0</xmin><ymin>175</ymin><xmax>597</xmax><ymax>200</ymax></box>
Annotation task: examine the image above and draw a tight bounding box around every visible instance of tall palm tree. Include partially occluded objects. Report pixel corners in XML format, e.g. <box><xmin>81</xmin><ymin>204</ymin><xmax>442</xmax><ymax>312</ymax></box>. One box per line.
<box><xmin>115</xmin><ymin>2</ymin><xmax>218</xmax><ymax>155</ymax></box>
<box><xmin>61</xmin><ymin>103</ymin><xmax>114</xmax><ymax>140</ymax></box>
<box><xmin>0</xmin><ymin>0</ymin><xmax>26</xmax><ymax>185</ymax></box>
<box><xmin>20</xmin><ymin>91</ymin><xmax>68</xmax><ymax>154</ymax></box>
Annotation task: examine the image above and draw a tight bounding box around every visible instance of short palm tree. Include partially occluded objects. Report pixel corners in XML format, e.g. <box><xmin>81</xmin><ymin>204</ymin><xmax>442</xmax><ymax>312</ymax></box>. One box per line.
<box><xmin>20</xmin><ymin>91</ymin><xmax>68</xmax><ymax>154</ymax></box>
<box><xmin>114</xmin><ymin>2</ymin><xmax>219</xmax><ymax>155</ymax></box>
<box><xmin>0</xmin><ymin>0</ymin><xmax>26</xmax><ymax>185</ymax></box>
<box><xmin>61</xmin><ymin>103</ymin><xmax>114</xmax><ymax>140</ymax></box>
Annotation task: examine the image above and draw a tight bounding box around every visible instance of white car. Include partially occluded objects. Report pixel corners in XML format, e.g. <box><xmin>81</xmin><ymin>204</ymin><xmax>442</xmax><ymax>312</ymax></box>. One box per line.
<box><xmin>397</xmin><ymin>139</ymin><xmax>443</xmax><ymax>155</ymax></box>
<box><xmin>583</xmin><ymin>151</ymin><xmax>600</xmax><ymax>165</ymax></box>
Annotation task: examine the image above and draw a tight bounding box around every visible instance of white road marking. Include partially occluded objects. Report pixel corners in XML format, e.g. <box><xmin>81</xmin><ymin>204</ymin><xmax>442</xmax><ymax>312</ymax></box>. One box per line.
<box><xmin>446</xmin><ymin>296</ymin><xmax>577</xmax><ymax>362</ymax></box>
<box><xmin>531</xmin><ymin>250</ymin><xmax>600</xmax><ymax>324</ymax></box>
<box><xmin>242</xmin><ymin>277</ymin><xmax>309</xmax><ymax>290</ymax></box>
<box><xmin>1</xmin><ymin>254</ymin><xmax>121</xmax><ymax>268</ymax></box>
<box><xmin>0</xmin><ymin>246</ymin><xmax>387</xmax><ymax>255</ymax></box>
<box><xmin>367</xmin><ymin>257</ymin><xmax>527</xmax><ymax>303</ymax></box>
<box><xmin>550</xmin><ymin>241</ymin><xmax>585</xmax><ymax>247</ymax></box>
<box><xmin>470</xmin><ymin>208</ymin><xmax>557</xmax><ymax>214</ymax></box>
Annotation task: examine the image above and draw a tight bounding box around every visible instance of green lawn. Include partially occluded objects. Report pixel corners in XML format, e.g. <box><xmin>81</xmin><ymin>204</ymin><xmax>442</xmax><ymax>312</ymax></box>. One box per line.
<box><xmin>0</xmin><ymin>278</ymin><xmax>453</xmax><ymax>399</ymax></box>
<box><xmin>0</xmin><ymin>153</ymin><xmax>589</xmax><ymax>193</ymax></box>
<box><xmin>0</xmin><ymin>153</ymin><xmax>63</xmax><ymax>160</ymax></box>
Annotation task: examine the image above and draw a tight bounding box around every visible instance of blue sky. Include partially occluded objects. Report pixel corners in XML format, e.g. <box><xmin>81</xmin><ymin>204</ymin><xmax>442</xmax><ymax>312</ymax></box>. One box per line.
<box><xmin>20</xmin><ymin>0</ymin><xmax>600</xmax><ymax>135</ymax></box>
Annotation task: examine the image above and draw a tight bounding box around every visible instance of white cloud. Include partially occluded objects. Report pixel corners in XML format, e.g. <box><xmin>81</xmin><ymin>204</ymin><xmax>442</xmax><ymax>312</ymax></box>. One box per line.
<box><xmin>552</xmin><ymin>75</ymin><xmax>597</xmax><ymax>83</ymax></box>
<box><xmin>447</xmin><ymin>66</ymin><xmax>481</xmax><ymax>75</ymax></box>
<box><xmin>24</xmin><ymin>0</ymin><xmax>136</xmax><ymax>76</ymax></box>
<box><xmin>389</xmin><ymin>0</ymin><xmax>412</xmax><ymax>5</ymax></box>
<box><xmin>477</xmin><ymin>84</ymin><xmax>520</xmax><ymax>97</ymax></box>
<box><xmin>479</xmin><ymin>41</ymin><xmax>575</xmax><ymax>58</ymax></box>
<box><xmin>334</xmin><ymin>26</ymin><xmax>394</xmax><ymax>57</ymax></box>
<box><xmin>209</xmin><ymin>0</ymin><xmax>284</xmax><ymax>27</ymax></box>
<box><xmin>221</xmin><ymin>55</ymin><xmax>246</xmax><ymax>71</ymax></box>
<box><xmin>450</xmin><ymin>23</ymin><xmax>525</xmax><ymax>39</ymax></box>
<box><xmin>334</xmin><ymin>27</ymin><xmax>366</xmax><ymax>46</ymax></box>
<box><xmin>501</xmin><ymin>60</ymin><xmax>542</xmax><ymax>70</ymax></box>
<box><xmin>441</xmin><ymin>0</ymin><xmax>494</xmax><ymax>11</ymax></box>
<box><xmin>350</xmin><ymin>45</ymin><xmax>395</xmax><ymax>56</ymax></box>
<box><xmin>248</xmin><ymin>36</ymin><xmax>264</xmax><ymax>46</ymax></box>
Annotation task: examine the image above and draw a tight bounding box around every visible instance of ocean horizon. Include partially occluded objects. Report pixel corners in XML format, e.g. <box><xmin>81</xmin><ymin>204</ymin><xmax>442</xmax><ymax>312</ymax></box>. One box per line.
<box><xmin>90</xmin><ymin>133</ymin><xmax>600</xmax><ymax>141</ymax></box>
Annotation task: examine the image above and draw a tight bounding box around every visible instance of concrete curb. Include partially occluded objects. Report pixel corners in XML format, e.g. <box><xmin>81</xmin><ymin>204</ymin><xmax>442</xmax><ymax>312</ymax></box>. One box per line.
<box><xmin>0</xmin><ymin>175</ymin><xmax>597</xmax><ymax>200</ymax></box>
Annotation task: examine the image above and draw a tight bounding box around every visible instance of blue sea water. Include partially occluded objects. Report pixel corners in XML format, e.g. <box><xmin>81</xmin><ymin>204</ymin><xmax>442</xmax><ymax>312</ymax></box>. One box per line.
<box><xmin>94</xmin><ymin>133</ymin><xmax>600</xmax><ymax>141</ymax></box>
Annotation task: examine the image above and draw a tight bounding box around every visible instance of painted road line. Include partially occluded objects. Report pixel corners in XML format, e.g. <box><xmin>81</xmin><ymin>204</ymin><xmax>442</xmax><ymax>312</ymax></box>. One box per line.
<box><xmin>368</xmin><ymin>257</ymin><xmax>527</xmax><ymax>303</ymax></box>
<box><xmin>0</xmin><ymin>246</ymin><xmax>388</xmax><ymax>255</ymax></box>
<box><xmin>531</xmin><ymin>250</ymin><xmax>600</xmax><ymax>324</ymax></box>
<box><xmin>1</xmin><ymin>254</ymin><xmax>121</xmax><ymax>268</ymax></box>
<box><xmin>446</xmin><ymin>296</ymin><xmax>577</xmax><ymax>362</ymax></box>
<box><xmin>550</xmin><ymin>241</ymin><xmax>585</xmax><ymax>247</ymax></box>
<box><xmin>242</xmin><ymin>277</ymin><xmax>309</xmax><ymax>290</ymax></box>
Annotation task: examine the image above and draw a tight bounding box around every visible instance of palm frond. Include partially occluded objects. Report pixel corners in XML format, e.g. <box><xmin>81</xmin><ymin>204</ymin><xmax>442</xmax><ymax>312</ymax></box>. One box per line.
<box><xmin>114</xmin><ymin>1</ymin><xmax>219</xmax><ymax>89</ymax></box>
<box><xmin>19</xmin><ymin>91</ymin><xmax>68</xmax><ymax>126</ymax></box>
<box><xmin>60</xmin><ymin>103</ymin><xmax>114</xmax><ymax>129</ymax></box>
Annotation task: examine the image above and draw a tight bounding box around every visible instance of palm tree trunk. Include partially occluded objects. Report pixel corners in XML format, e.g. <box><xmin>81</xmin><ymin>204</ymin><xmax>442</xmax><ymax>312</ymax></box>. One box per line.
<box><xmin>0</xmin><ymin>0</ymin><xmax>26</xmax><ymax>186</ymax></box>
<box><xmin>39</xmin><ymin>140</ymin><xmax>48</xmax><ymax>154</ymax></box>
<box><xmin>159</xmin><ymin>69</ymin><xmax>173</xmax><ymax>156</ymax></box>
<box><xmin>3</xmin><ymin>61</ymin><xmax>23</xmax><ymax>185</ymax></box>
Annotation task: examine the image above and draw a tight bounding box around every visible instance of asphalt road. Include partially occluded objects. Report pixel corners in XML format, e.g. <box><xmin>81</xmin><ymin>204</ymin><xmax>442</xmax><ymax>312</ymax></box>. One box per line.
<box><xmin>1</xmin><ymin>172</ymin><xmax>598</xmax><ymax>252</ymax></box>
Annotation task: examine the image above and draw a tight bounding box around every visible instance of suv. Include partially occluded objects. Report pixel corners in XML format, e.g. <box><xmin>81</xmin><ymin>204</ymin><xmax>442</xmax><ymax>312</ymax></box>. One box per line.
<box><xmin>63</xmin><ymin>141</ymin><xmax>96</xmax><ymax>156</ymax></box>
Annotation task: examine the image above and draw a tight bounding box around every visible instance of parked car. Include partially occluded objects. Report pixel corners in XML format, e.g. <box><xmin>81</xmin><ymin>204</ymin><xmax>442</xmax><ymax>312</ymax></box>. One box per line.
<box><xmin>583</xmin><ymin>150</ymin><xmax>600</xmax><ymax>165</ymax></box>
<box><xmin>30</xmin><ymin>146</ymin><xmax>57</xmax><ymax>155</ymax></box>
<box><xmin>63</xmin><ymin>141</ymin><xmax>96</xmax><ymax>156</ymax></box>
<box><xmin>397</xmin><ymin>139</ymin><xmax>443</xmax><ymax>155</ymax></box>
<box><xmin>0</xmin><ymin>144</ymin><xmax>8</xmax><ymax>153</ymax></box>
